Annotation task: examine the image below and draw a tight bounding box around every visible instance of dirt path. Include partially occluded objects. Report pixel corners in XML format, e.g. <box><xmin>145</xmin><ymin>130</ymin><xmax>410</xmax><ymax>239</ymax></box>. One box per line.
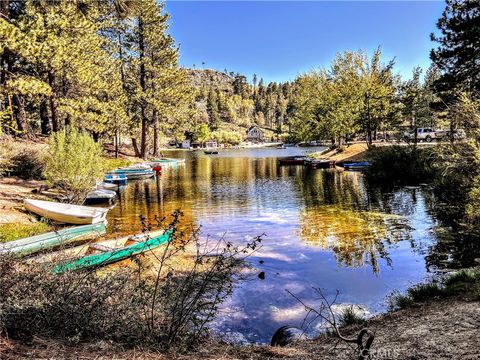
<box><xmin>0</xmin><ymin>177</ymin><xmax>52</xmax><ymax>225</ymax></box>
<box><xmin>2</xmin><ymin>298</ymin><xmax>478</xmax><ymax>359</ymax></box>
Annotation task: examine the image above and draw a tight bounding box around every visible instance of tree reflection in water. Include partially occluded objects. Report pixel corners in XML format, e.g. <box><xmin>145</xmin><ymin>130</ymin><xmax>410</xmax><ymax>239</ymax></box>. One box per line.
<box><xmin>299</xmin><ymin>207</ymin><xmax>411</xmax><ymax>273</ymax></box>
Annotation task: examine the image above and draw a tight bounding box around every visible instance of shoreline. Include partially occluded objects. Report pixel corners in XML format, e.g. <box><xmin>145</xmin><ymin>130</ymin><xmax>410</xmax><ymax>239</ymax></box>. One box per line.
<box><xmin>2</xmin><ymin>295</ymin><xmax>478</xmax><ymax>359</ymax></box>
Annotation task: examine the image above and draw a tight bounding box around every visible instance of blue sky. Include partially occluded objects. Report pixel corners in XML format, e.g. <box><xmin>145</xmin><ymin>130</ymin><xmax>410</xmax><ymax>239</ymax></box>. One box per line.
<box><xmin>165</xmin><ymin>1</ymin><xmax>445</xmax><ymax>84</ymax></box>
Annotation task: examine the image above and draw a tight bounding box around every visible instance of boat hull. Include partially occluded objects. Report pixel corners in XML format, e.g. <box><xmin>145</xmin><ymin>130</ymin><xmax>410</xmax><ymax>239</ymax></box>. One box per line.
<box><xmin>110</xmin><ymin>170</ymin><xmax>155</xmax><ymax>180</ymax></box>
<box><xmin>104</xmin><ymin>174</ymin><xmax>128</xmax><ymax>185</ymax></box>
<box><xmin>342</xmin><ymin>162</ymin><xmax>371</xmax><ymax>171</ymax></box>
<box><xmin>0</xmin><ymin>223</ymin><xmax>106</xmax><ymax>257</ymax></box>
<box><xmin>278</xmin><ymin>157</ymin><xmax>307</xmax><ymax>165</ymax></box>
<box><xmin>53</xmin><ymin>230</ymin><xmax>172</xmax><ymax>273</ymax></box>
<box><xmin>305</xmin><ymin>159</ymin><xmax>336</xmax><ymax>169</ymax></box>
<box><xmin>24</xmin><ymin>199</ymin><xmax>109</xmax><ymax>225</ymax></box>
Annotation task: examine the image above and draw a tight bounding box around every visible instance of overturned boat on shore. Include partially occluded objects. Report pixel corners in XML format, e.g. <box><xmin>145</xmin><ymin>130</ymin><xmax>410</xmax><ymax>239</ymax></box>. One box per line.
<box><xmin>53</xmin><ymin>229</ymin><xmax>172</xmax><ymax>273</ymax></box>
<box><xmin>24</xmin><ymin>199</ymin><xmax>109</xmax><ymax>225</ymax></box>
<box><xmin>0</xmin><ymin>223</ymin><xmax>107</xmax><ymax>257</ymax></box>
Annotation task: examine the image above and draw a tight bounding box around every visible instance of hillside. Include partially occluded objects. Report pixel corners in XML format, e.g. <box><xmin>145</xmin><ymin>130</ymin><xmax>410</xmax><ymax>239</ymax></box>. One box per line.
<box><xmin>185</xmin><ymin>68</ymin><xmax>293</xmax><ymax>144</ymax></box>
<box><xmin>186</xmin><ymin>68</ymin><xmax>234</xmax><ymax>90</ymax></box>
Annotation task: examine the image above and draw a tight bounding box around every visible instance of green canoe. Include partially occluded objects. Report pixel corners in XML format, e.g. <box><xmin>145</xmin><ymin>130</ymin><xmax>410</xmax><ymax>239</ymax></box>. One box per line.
<box><xmin>0</xmin><ymin>223</ymin><xmax>106</xmax><ymax>257</ymax></box>
<box><xmin>53</xmin><ymin>230</ymin><xmax>172</xmax><ymax>273</ymax></box>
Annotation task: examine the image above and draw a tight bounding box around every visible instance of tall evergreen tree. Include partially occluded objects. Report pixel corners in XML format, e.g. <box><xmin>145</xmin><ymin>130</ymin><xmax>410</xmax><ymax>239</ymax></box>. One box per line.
<box><xmin>431</xmin><ymin>0</ymin><xmax>480</xmax><ymax>95</ymax></box>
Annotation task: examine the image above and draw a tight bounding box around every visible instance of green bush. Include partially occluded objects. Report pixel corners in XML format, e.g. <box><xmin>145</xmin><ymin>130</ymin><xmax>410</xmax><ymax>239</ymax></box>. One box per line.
<box><xmin>431</xmin><ymin>142</ymin><xmax>480</xmax><ymax>223</ymax></box>
<box><xmin>45</xmin><ymin>127</ymin><xmax>105</xmax><ymax>204</ymax></box>
<box><xmin>366</xmin><ymin>145</ymin><xmax>435</xmax><ymax>184</ymax></box>
<box><xmin>388</xmin><ymin>267</ymin><xmax>480</xmax><ymax>310</ymax></box>
<box><xmin>338</xmin><ymin>306</ymin><xmax>366</xmax><ymax>327</ymax></box>
<box><xmin>407</xmin><ymin>282</ymin><xmax>443</xmax><ymax>302</ymax></box>
<box><xmin>211</xmin><ymin>130</ymin><xmax>243</xmax><ymax>145</ymax></box>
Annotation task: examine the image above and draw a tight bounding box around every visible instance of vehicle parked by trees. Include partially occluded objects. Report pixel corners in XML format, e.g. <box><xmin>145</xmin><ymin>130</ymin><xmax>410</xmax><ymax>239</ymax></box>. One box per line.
<box><xmin>404</xmin><ymin>128</ymin><xmax>437</xmax><ymax>142</ymax></box>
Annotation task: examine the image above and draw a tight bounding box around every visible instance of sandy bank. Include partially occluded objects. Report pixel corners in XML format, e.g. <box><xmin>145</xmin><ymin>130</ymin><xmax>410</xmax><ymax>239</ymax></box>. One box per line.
<box><xmin>0</xmin><ymin>177</ymin><xmax>53</xmax><ymax>225</ymax></box>
<box><xmin>313</xmin><ymin>143</ymin><xmax>370</xmax><ymax>163</ymax></box>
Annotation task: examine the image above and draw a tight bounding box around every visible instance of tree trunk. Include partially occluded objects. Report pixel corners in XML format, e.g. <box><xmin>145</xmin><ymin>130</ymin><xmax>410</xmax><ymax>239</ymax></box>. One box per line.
<box><xmin>48</xmin><ymin>71</ymin><xmax>60</xmax><ymax>132</ymax></box>
<box><xmin>138</xmin><ymin>17</ymin><xmax>149</xmax><ymax>160</ymax></box>
<box><xmin>132</xmin><ymin>137</ymin><xmax>141</xmax><ymax>157</ymax></box>
<box><xmin>114</xmin><ymin>130</ymin><xmax>119</xmax><ymax>158</ymax></box>
<box><xmin>366</xmin><ymin>127</ymin><xmax>373</xmax><ymax>148</ymax></box>
<box><xmin>39</xmin><ymin>97</ymin><xmax>51</xmax><ymax>135</ymax></box>
<box><xmin>152</xmin><ymin>110</ymin><xmax>159</xmax><ymax>157</ymax></box>
<box><xmin>12</xmin><ymin>94</ymin><xmax>30</xmax><ymax>138</ymax></box>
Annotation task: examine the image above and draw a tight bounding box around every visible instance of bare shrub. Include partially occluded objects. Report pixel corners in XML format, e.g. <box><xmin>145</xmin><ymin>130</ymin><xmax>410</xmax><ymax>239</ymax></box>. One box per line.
<box><xmin>0</xmin><ymin>211</ymin><xmax>262</xmax><ymax>351</ymax></box>
<box><xmin>287</xmin><ymin>288</ymin><xmax>375</xmax><ymax>360</ymax></box>
<box><xmin>0</xmin><ymin>137</ymin><xmax>46</xmax><ymax>179</ymax></box>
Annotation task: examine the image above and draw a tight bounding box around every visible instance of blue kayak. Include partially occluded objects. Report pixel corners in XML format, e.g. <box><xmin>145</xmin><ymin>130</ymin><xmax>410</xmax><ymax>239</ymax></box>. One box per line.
<box><xmin>343</xmin><ymin>161</ymin><xmax>371</xmax><ymax>170</ymax></box>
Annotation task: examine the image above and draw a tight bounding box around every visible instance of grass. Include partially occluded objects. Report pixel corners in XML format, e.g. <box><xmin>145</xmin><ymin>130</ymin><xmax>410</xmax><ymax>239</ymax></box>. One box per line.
<box><xmin>103</xmin><ymin>157</ymin><xmax>134</xmax><ymax>172</ymax></box>
<box><xmin>0</xmin><ymin>222</ymin><xmax>52</xmax><ymax>243</ymax></box>
<box><xmin>389</xmin><ymin>267</ymin><xmax>480</xmax><ymax>310</ymax></box>
<box><xmin>338</xmin><ymin>306</ymin><xmax>366</xmax><ymax>327</ymax></box>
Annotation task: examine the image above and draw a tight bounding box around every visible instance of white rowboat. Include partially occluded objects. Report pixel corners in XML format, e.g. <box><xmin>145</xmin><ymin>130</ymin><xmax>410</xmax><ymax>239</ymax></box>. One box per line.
<box><xmin>24</xmin><ymin>199</ymin><xmax>109</xmax><ymax>225</ymax></box>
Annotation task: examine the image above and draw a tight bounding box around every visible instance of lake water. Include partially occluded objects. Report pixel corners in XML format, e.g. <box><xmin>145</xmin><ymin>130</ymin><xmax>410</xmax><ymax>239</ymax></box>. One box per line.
<box><xmin>106</xmin><ymin>147</ymin><xmax>480</xmax><ymax>344</ymax></box>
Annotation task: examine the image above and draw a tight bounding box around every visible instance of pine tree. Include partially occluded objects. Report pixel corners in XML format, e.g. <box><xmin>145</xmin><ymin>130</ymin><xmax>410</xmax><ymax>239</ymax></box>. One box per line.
<box><xmin>431</xmin><ymin>0</ymin><xmax>480</xmax><ymax>94</ymax></box>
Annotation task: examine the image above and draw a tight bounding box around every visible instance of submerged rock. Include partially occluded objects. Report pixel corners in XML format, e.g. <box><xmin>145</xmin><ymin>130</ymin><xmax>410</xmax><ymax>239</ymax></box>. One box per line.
<box><xmin>270</xmin><ymin>326</ymin><xmax>306</xmax><ymax>346</ymax></box>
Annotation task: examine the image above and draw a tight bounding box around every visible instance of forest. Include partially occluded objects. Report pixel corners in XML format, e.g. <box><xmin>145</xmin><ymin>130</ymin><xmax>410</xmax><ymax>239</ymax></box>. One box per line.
<box><xmin>1</xmin><ymin>0</ymin><xmax>479</xmax><ymax>152</ymax></box>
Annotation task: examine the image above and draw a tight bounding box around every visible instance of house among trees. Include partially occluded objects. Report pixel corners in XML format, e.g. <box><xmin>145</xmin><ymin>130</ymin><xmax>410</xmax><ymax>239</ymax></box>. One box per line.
<box><xmin>246</xmin><ymin>125</ymin><xmax>264</xmax><ymax>142</ymax></box>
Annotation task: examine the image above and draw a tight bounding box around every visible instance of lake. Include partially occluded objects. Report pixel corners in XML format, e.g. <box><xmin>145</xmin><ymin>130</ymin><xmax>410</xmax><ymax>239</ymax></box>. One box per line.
<box><xmin>106</xmin><ymin>147</ymin><xmax>480</xmax><ymax>344</ymax></box>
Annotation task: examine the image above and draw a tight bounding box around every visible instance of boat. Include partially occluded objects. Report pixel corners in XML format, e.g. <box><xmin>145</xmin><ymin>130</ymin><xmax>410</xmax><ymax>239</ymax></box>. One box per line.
<box><xmin>305</xmin><ymin>159</ymin><xmax>336</xmax><ymax>169</ymax></box>
<box><xmin>109</xmin><ymin>169</ymin><xmax>156</xmax><ymax>180</ymax></box>
<box><xmin>150</xmin><ymin>158</ymin><xmax>183</xmax><ymax>170</ymax></box>
<box><xmin>0</xmin><ymin>223</ymin><xmax>106</xmax><ymax>257</ymax></box>
<box><xmin>96</xmin><ymin>181</ymin><xmax>118</xmax><ymax>191</ymax></box>
<box><xmin>342</xmin><ymin>161</ymin><xmax>371</xmax><ymax>171</ymax></box>
<box><xmin>117</xmin><ymin>163</ymin><xmax>152</xmax><ymax>171</ymax></box>
<box><xmin>278</xmin><ymin>156</ymin><xmax>308</xmax><ymax>166</ymax></box>
<box><xmin>53</xmin><ymin>229</ymin><xmax>172</xmax><ymax>273</ymax></box>
<box><xmin>204</xmin><ymin>149</ymin><xmax>219</xmax><ymax>155</ymax></box>
<box><xmin>24</xmin><ymin>199</ymin><xmax>109</xmax><ymax>225</ymax></box>
<box><xmin>84</xmin><ymin>189</ymin><xmax>117</xmax><ymax>205</ymax></box>
<box><xmin>105</xmin><ymin>174</ymin><xmax>128</xmax><ymax>185</ymax></box>
<box><xmin>276</xmin><ymin>145</ymin><xmax>287</xmax><ymax>149</ymax></box>
<box><xmin>151</xmin><ymin>158</ymin><xmax>183</xmax><ymax>164</ymax></box>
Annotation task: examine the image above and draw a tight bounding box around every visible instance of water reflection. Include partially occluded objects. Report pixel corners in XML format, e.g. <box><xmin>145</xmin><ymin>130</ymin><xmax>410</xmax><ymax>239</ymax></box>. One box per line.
<box><xmin>299</xmin><ymin>206</ymin><xmax>412</xmax><ymax>273</ymax></box>
<box><xmin>105</xmin><ymin>147</ymin><xmax>478</xmax><ymax>343</ymax></box>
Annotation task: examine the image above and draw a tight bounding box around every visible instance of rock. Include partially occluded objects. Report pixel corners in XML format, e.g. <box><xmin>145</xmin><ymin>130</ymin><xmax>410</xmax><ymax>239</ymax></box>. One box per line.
<box><xmin>271</xmin><ymin>326</ymin><xmax>306</xmax><ymax>347</ymax></box>
<box><xmin>258</xmin><ymin>271</ymin><xmax>265</xmax><ymax>280</ymax></box>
